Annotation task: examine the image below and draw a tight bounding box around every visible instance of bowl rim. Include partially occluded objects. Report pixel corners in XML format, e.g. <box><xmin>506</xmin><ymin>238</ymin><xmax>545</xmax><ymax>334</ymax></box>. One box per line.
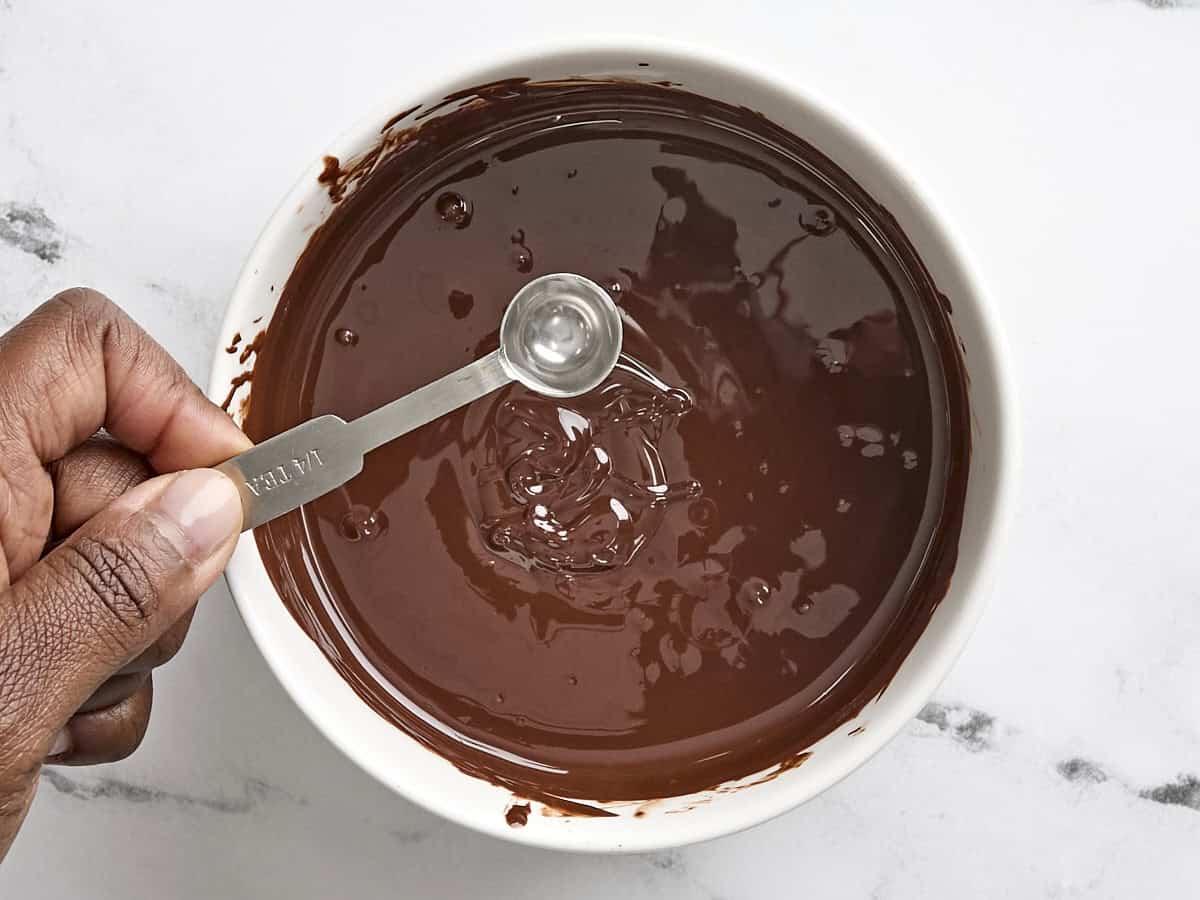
<box><xmin>209</xmin><ymin>34</ymin><xmax>1020</xmax><ymax>852</ymax></box>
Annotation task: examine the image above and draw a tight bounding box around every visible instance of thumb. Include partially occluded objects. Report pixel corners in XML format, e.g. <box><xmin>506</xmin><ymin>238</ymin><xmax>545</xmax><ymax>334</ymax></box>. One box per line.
<box><xmin>0</xmin><ymin>469</ymin><xmax>242</xmax><ymax>760</ymax></box>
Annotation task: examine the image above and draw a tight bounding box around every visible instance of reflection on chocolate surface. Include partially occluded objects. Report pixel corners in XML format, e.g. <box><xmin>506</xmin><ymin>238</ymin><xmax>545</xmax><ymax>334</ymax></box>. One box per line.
<box><xmin>244</xmin><ymin>80</ymin><xmax>969</xmax><ymax>802</ymax></box>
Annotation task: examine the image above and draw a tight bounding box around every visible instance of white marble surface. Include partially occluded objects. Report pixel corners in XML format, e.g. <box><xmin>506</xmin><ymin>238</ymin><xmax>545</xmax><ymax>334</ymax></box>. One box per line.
<box><xmin>1</xmin><ymin>0</ymin><xmax>1198</xmax><ymax>896</ymax></box>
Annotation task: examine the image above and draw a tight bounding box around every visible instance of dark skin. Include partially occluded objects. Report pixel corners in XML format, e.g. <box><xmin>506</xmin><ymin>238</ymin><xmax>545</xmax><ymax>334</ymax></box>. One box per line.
<box><xmin>0</xmin><ymin>288</ymin><xmax>250</xmax><ymax>861</ymax></box>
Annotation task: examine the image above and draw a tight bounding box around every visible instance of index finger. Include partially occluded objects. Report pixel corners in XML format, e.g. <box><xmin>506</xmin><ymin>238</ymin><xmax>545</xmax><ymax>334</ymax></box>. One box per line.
<box><xmin>0</xmin><ymin>287</ymin><xmax>250</xmax><ymax>577</ymax></box>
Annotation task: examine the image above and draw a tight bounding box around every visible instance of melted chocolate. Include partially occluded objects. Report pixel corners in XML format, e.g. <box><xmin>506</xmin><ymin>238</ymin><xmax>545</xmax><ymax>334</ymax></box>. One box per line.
<box><xmin>244</xmin><ymin>81</ymin><xmax>970</xmax><ymax>803</ymax></box>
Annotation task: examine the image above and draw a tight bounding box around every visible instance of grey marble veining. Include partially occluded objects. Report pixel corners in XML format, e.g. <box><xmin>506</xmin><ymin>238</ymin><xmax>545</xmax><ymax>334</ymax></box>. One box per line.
<box><xmin>0</xmin><ymin>202</ymin><xmax>62</xmax><ymax>263</ymax></box>
<box><xmin>39</xmin><ymin>769</ymin><xmax>300</xmax><ymax>814</ymax></box>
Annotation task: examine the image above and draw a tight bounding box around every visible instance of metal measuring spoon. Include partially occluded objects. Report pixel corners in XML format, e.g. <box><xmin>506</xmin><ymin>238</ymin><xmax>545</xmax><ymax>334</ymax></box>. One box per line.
<box><xmin>216</xmin><ymin>273</ymin><xmax>622</xmax><ymax>530</ymax></box>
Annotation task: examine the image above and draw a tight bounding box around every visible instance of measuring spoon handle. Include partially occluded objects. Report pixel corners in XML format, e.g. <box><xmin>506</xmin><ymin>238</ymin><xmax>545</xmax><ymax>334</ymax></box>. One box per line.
<box><xmin>216</xmin><ymin>415</ymin><xmax>363</xmax><ymax>531</ymax></box>
<box><xmin>216</xmin><ymin>351</ymin><xmax>512</xmax><ymax>531</ymax></box>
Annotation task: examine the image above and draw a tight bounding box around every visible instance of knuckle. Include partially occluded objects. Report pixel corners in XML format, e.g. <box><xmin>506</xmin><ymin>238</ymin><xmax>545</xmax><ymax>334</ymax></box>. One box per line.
<box><xmin>54</xmin><ymin>533</ymin><xmax>162</xmax><ymax>628</ymax></box>
<box><xmin>43</xmin><ymin>288</ymin><xmax>114</xmax><ymax>365</ymax></box>
<box><xmin>45</xmin><ymin>287</ymin><xmax>114</xmax><ymax>323</ymax></box>
<box><xmin>29</xmin><ymin>290</ymin><xmax>109</xmax><ymax>397</ymax></box>
<box><xmin>43</xmin><ymin>289</ymin><xmax>140</xmax><ymax>383</ymax></box>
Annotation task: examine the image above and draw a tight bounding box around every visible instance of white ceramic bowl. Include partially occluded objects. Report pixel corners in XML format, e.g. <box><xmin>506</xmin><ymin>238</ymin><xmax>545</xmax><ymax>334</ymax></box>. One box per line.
<box><xmin>208</xmin><ymin>39</ymin><xmax>1017</xmax><ymax>853</ymax></box>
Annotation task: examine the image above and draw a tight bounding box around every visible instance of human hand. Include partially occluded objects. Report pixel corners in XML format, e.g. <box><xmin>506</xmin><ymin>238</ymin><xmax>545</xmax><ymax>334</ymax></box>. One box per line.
<box><xmin>0</xmin><ymin>288</ymin><xmax>249</xmax><ymax>861</ymax></box>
